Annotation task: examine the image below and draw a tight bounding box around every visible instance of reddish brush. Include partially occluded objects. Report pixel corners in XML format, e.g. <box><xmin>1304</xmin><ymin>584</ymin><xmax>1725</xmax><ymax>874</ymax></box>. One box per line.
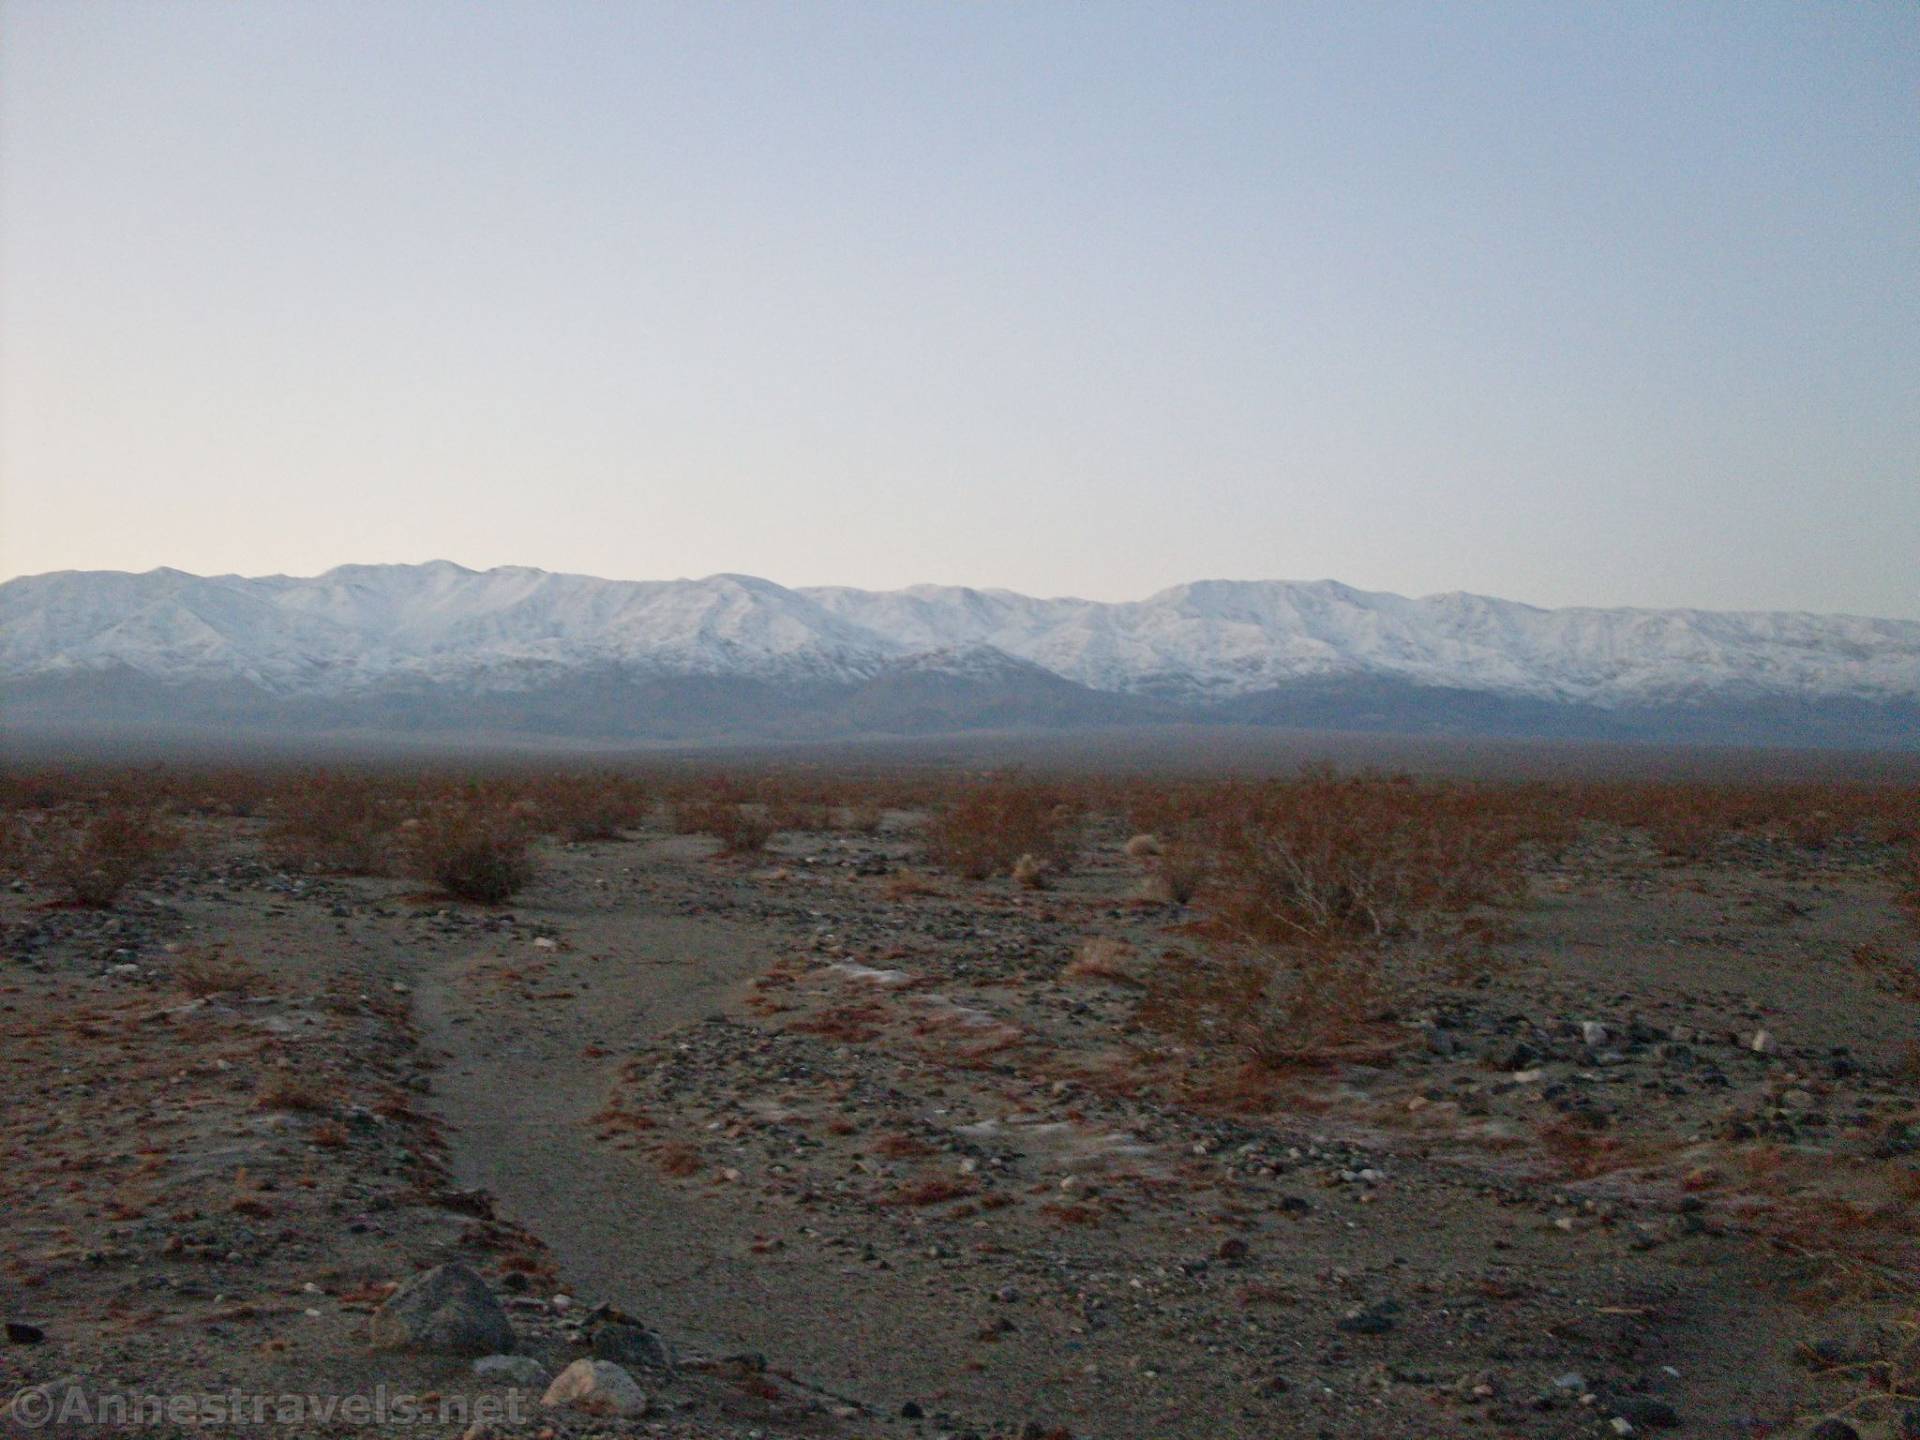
<box><xmin>925</xmin><ymin>780</ymin><xmax>1080</xmax><ymax>881</ymax></box>
<box><xmin>404</xmin><ymin>795</ymin><xmax>537</xmax><ymax>903</ymax></box>
<box><xmin>38</xmin><ymin>804</ymin><xmax>178</xmax><ymax>907</ymax></box>
<box><xmin>886</xmin><ymin>1178</ymin><xmax>973</xmax><ymax>1206</ymax></box>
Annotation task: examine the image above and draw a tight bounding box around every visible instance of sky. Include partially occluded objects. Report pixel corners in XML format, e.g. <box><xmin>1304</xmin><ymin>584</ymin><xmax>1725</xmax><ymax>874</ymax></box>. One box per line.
<box><xmin>2</xmin><ymin>2</ymin><xmax>1916</xmax><ymax>617</ymax></box>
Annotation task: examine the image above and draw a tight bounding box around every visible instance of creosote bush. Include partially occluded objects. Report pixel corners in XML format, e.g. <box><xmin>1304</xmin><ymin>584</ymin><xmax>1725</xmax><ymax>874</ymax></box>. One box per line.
<box><xmin>925</xmin><ymin>781</ymin><xmax>1079</xmax><ymax>881</ymax></box>
<box><xmin>265</xmin><ymin>771</ymin><xmax>403</xmax><ymax>875</ymax></box>
<box><xmin>673</xmin><ymin>797</ymin><xmax>777</xmax><ymax>854</ymax></box>
<box><xmin>405</xmin><ymin>798</ymin><xmax>537</xmax><ymax>903</ymax></box>
<box><xmin>532</xmin><ymin>772</ymin><xmax>652</xmax><ymax>842</ymax></box>
<box><xmin>1137</xmin><ymin>768</ymin><xmax>1533</xmax><ymax>1069</ymax></box>
<box><xmin>1140</xmin><ymin>942</ymin><xmax>1388</xmax><ymax>1069</ymax></box>
<box><xmin>1204</xmin><ymin>768</ymin><xmax>1528</xmax><ymax>948</ymax></box>
<box><xmin>39</xmin><ymin>804</ymin><xmax>179</xmax><ymax>907</ymax></box>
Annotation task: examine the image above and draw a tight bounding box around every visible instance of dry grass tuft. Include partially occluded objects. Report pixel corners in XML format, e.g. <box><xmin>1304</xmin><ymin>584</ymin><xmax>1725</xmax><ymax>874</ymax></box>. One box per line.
<box><xmin>1011</xmin><ymin>852</ymin><xmax>1053</xmax><ymax>890</ymax></box>
<box><xmin>1064</xmin><ymin>937</ymin><xmax>1141</xmax><ymax>985</ymax></box>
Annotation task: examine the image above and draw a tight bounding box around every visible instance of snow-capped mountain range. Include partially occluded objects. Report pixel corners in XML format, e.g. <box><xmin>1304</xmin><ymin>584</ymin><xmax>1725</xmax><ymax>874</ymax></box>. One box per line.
<box><xmin>3</xmin><ymin>563</ymin><xmax>1917</xmax><ymax>746</ymax></box>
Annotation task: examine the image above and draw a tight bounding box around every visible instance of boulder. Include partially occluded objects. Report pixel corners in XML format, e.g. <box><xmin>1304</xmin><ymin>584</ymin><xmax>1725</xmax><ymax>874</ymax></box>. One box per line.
<box><xmin>590</xmin><ymin>1319</ymin><xmax>675</xmax><ymax>1370</ymax></box>
<box><xmin>370</xmin><ymin>1263</ymin><xmax>514</xmax><ymax>1356</ymax></box>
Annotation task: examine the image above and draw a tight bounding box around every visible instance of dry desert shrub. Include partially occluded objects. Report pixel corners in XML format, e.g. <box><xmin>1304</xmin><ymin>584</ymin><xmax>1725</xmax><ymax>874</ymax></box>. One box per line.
<box><xmin>1204</xmin><ymin>769</ymin><xmax>1527</xmax><ymax>947</ymax></box>
<box><xmin>925</xmin><ymin>780</ymin><xmax>1079</xmax><ymax>881</ymax></box>
<box><xmin>1139</xmin><ymin>942</ymin><xmax>1389</xmax><ymax>1070</ymax></box>
<box><xmin>172</xmin><ymin>949</ymin><xmax>264</xmax><ymax>998</ymax></box>
<box><xmin>766</xmin><ymin>795</ymin><xmax>833</xmax><ymax>833</ymax></box>
<box><xmin>1553</xmin><ymin>778</ymin><xmax>1920</xmax><ymax>858</ymax></box>
<box><xmin>1144</xmin><ymin>839</ymin><xmax>1211</xmax><ymax>905</ymax></box>
<box><xmin>1133</xmin><ymin>769</ymin><xmax>1533</xmax><ymax>1070</ymax></box>
<box><xmin>666</xmin><ymin>791</ymin><xmax>716</xmax><ymax>834</ymax></box>
<box><xmin>38</xmin><ymin>804</ymin><xmax>179</xmax><ymax>907</ymax></box>
<box><xmin>531</xmin><ymin>772</ymin><xmax>651</xmax><ymax>842</ymax></box>
<box><xmin>405</xmin><ymin>796</ymin><xmax>537</xmax><ymax>903</ymax></box>
<box><xmin>264</xmin><ymin>771</ymin><xmax>403</xmax><ymax>874</ymax></box>
<box><xmin>675</xmin><ymin>799</ymin><xmax>777</xmax><ymax>854</ymax></box>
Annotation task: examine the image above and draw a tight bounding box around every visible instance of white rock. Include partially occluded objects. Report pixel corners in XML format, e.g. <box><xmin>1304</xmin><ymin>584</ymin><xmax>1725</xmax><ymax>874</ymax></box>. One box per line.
<box><xmin>542</xmin><ymin>1358</ymin><xmax>647</xmax><ymax>1415</ymax></box>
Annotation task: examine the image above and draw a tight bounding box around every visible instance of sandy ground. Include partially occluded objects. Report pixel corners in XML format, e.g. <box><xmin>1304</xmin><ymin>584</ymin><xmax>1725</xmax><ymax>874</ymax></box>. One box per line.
<box><xmin>4</xmin><ymin>811</ymin><xmax>1918</xmax><ymax>1439</ymax></box>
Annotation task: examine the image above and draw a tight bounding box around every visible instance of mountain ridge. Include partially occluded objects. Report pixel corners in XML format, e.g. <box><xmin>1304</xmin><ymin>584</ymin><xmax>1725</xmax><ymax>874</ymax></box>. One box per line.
<box><xmin>4</xmin><ymin>563</ymin><xmax>1917</xmax><ymax>748</ymax></box>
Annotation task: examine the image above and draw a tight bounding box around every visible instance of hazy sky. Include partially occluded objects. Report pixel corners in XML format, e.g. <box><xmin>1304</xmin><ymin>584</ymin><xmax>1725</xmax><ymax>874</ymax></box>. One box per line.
<box><xmin>3</xmin><ymin>2</ymin><xmax>1916</xmax><ymax>616</ymax></box>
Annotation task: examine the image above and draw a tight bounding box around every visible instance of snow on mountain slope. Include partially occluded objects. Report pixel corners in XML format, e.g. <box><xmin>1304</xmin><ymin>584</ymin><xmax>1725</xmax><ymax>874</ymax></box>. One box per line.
<box><xmin>803</xmin><ymin>577</ymin><xmax>1920</xmax><ymax>704</ymax></box>
<box><xmin>2</xmin><ymin>564</ymin><xmax>1917</xmax><ymax>709</ymax></box>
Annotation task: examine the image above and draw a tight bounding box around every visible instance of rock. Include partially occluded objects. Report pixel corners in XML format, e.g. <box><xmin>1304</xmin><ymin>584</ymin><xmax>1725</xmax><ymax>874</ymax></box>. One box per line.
<box><xmin>473</xmin><ymin>1354</ymin><xmax>548</xmax><ymax>1386</ymax></box>
<box><xmin>542</xmin><ymin>1358</ymin><xmax>648</xmax><ymax>1416</ymax></box>
<box><xmin>1580</xmin><ymin>1021</ymin><xmax>1611</xmax><ymax>1046</ymax></box>
<box><xmin>1335</xmin><ymin>1306</ymin><xmax>1395</xmax><ymax>1335</ymax></box>
<box><xmin>370</xmin><ymin>1262</ymin><xmax>514</xmax><ymax>1356</ymax></box>
<box><xmin>590</xmin><ymin>1319</ymin><xmax>675</xmax><ymax>1369</ymax></box>
<box><xmin>5</xmin><ymin>1321</ymin><xmax>45</xmax><ymax>1344</ymax></box>
<box><xmin>1608</xmin><ymin>1396</ymin><xmax>1681</xmax><ymax>1429</ymax></box>
<box><xmin>1494</xmin><ymin>1042</ymin><xmax>1537</xmax><ymax>1071</ymax></box>
<box><xmin>1749</xmin><ymin>1030</ymin><xmax>1776</xmax><ymax>1055</ymax></box>
<box><xmin>1808</xmin><ymin>1421</ymin><xmax>1859</xmax><ymax>1440</ymax></box>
